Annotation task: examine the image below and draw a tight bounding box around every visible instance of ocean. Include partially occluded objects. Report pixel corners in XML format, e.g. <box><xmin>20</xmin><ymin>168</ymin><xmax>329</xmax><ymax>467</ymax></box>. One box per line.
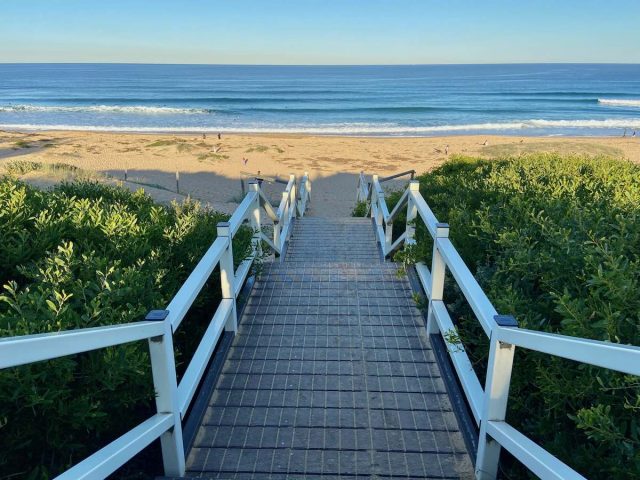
<box><xmin>0</xmin><ymin>63</ymin><xmax>639</xmax><ymax>136</ymax></box>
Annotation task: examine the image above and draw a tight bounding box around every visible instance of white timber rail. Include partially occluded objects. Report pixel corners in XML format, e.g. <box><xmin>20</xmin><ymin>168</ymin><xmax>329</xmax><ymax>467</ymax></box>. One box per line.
<box><xmin>0</xmin><ymin>175</ymin><xmax>311</xmax><ymax>479</ymax></box>
<box><xmin>359</xmin><ymin>172</ymin><xmax>640</xmax><ymax>480</ymax></box>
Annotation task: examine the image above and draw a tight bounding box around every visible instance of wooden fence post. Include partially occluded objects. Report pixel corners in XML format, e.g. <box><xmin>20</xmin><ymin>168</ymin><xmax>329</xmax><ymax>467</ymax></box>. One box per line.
<box><xmin>217</xmin><ymin>222</ymin><xmax>237</xmax><ymax>332</ymax></box>
<box><xmin>475</xmin><ymin>316</ymin><xmax>517</xmax><ymax>480</ymax></box>
<box><xmin>147</xmin><ymin>310</ymin><xmax>185</xmax><ymax>476</ymax></box>
<box><xmin>426</xmin><ymin>222</ymin><xmax>449</xmax><ymax>334</ymax></box>
<box><xmin>406</xmin><ymin>180</ymin><xmax>420</xmax><ymax>245</ymax></box>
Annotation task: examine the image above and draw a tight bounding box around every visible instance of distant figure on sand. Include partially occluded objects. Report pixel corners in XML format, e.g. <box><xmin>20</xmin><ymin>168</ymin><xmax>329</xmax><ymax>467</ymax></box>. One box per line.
<box><xmin>218</xmin><ymin>132</ymin><xmax>222</xmax><ymax>140</ymax></box>
<box><xmin>623</xmin><ymin>129</ymin><xmax>627</xmax><ymax>137</ymax></box>
<box><xmin>202</xmin><ymin>133</ymin><xmax>206</xmax><ymax>140</ymax></box>
<box><xmin>243</xmin><ymin>157</ymin><xmax>248</xmax><ymax>165</ymax></box>
<box><xmin>445</xmin><ymin>145</ymin><xmax>449</xmax><ymax>155</ymax></box>
<box><xmin>633</xmin><ymin>130</ymin><xmax>637</xmax><ymax>137</ymax></box>
<box><xmin>482</xmin><ymin>140</ymin><xmax>488</xmax><ymax>146</ymax></box>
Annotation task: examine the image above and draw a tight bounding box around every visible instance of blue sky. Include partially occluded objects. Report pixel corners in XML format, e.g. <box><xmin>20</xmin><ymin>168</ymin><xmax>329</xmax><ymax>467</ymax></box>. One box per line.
<box><xmin>1</xmin><ymin>0</ymin><xmax>639</xmax><ymax>64</ymax></box>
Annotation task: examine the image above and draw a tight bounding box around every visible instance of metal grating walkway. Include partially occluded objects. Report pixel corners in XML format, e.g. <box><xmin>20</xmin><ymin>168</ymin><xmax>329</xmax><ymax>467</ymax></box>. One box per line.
<box><xmin>185</xmin><ymin>217</ymin><xmax>473</xmax><ymax>479</ymax></box>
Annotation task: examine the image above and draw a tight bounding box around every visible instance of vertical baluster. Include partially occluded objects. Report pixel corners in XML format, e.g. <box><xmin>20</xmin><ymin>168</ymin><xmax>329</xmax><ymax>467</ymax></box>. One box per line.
<box><xmin>475</xmin><ymin>317</ymin><xmax>517</xmax><ymax>480</ymax></box>
<box><xmin>280</xmin><ymin>190</ymin><xmax>288</xmax><ymax>247</ymax></box>
<box><xmin>385</xmin><ymin>214</ymin><xmax>393</xmax><ymax>254</ymax></box>
<box><xmin>406</xmin><ymin>181</ymin><xmax>419</xmax><ymax>245</ymax></box>
<box><xmin>289</xmin><ymin>174</ymin><xmax>296</xmax><ymax>222</ymax></box>
<box><xmin>371</xmin><ymin>174</ymin><xmax>379</xmax><ymax>220</ymax></box>
<box><xmin>273</xmin><ymin>217</ymin><xmax>281</xmax><ymax>254</ymax></box>
<box><xmin>147</xmin><ymin>310</ymin><xmax>185</xmax><ymax>476</ymax></box>
<box><xmin>426</xmin><ymin>222</ymin><xmax>449</xmax><ymax>334</ymax></box>
<box><xmin>217</xmin><ymin>222</ymin><xmax>237</xmax><ymax>332</ymax></box>
<box><xmin>249</xmin><ymin>181</ymin><xmax>262</xmax><ymax>257</ymax></box>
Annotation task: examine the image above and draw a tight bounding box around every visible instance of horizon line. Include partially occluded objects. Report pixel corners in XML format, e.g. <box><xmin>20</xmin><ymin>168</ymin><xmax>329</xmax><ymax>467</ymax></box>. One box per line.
<box><xmin>1</xmin><ymin>61</ymin><xmax>640</xmax><ymax>67</ymax></box>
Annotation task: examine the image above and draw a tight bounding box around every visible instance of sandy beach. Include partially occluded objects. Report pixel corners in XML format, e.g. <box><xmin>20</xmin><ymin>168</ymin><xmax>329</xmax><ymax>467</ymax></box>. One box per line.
<box><xmin>1</xmin><ymin>129</ymin><xmax>639</xmax><ymax>216</ymax></box>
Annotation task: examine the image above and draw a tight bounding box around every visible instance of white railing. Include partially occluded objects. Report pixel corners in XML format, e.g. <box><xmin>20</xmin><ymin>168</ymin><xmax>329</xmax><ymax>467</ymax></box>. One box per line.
<box><xmin>361</xmin><ymin>173</ymin><xmax>640</xmax><ymax>480</ymax></box>
<box><xmin>0</xmin><ymin>175</ymin><xmax>311</xmax><ymax>479</ymax></box>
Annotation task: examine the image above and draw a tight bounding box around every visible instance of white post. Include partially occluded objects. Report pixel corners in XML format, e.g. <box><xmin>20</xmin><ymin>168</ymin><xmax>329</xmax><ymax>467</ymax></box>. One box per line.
<box><xmin>426</xmin><ymin>222</ymin><xmax>449</xmax><ymax>334</ymax></box>
<box><xmin>217</xmin><ymin>222</ymin><xmax>237</xmax><ymax>332</ymax></box>
<box><xmin>273</xmin><ymin>218</ymin><xmax>281</xmax><ymax>254</ymax></box>
<box><xmin>385</xmin><ymin>217</ymin><xmax>393</xmax><ymax>254</ymax></box>
<box><xmin>300</xmin><ymin>171</ymin><xmax>309</xmax><ymax>215</ymax></box>
<box><xmin>249</xmin><ymin>182</ymin><xmax>262</xmax><ymax>257</ymax></box>
<box><xmin>475</xmin><ymin>317</ymin><xmax>518</xmax><ymax>480</ymax></box>
<box><xmin>289</xmin><ymin>174</ymin><xmax>296</xmax><ymax>220</ymax></box>
<box><xmin>406</xmin><ymin>181</ymin><xmax>419</xmax><ymax>245</ymax></box>
<box><xmin>281</xmin><ymin>190</ymin><xmax>289</xmax><ymax>242</ymax></box>
<box><xmin>371</xmin><ymin>175</ymin><xmax>379</xmax><ymax>220</ymax></box>
<box><xmin>146</xmin><ymin>310</ymin><xmax>185</xmax><ymax>476</ymax></box>
<box><xmin>305</xmin><ymin>171</ymin><xmax>311</xmax><ymax>205</ymax></box>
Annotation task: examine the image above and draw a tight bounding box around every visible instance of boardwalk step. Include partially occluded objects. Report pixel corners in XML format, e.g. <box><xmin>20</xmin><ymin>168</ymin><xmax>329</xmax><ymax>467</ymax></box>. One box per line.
<box><xmin>184</xmin><ymin>216</ymin><xmax>474</xmax><ymax>479</ymax></box>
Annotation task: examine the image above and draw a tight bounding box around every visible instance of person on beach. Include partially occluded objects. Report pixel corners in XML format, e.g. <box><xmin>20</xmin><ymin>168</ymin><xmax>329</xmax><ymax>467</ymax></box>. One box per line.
<box><xmin>243</xmin><ymin>157</ymin><xmax>248</xmax><ymax>165</ymax></box>
<box><xmin>217</xmin><ymin>132</ymin><xmax>221</xmax><ymax>140</ymax></box>
<box><xmin>202</xmin><ymin>133</ymin><xmax>206</xmax><ymax>140</ymax></box>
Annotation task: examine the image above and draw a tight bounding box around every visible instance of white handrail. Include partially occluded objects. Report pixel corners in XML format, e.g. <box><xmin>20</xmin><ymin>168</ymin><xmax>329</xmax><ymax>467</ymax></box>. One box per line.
<box><xmin>0</xmin><ymin>321</ymin><xmax>164</xmax><ymax>369</ymax></box>
<box><xmin>166</xmin><ymin>236</ymin><xmax>227</xmax><ymax>331</ymax></box>
<box><xmin>358</xmin><ymin>172</ymin><xmax>640</xmax><ymax>480</ymax></box>
<box><xmin>56</xmin><ymin>413</ymin><xmax>174</xmax><ymax>480</ymax></box>
<box><xmin>1</xmin><ymin>174</ymin><xmax>311</xmax><ymax>479</ymax></box>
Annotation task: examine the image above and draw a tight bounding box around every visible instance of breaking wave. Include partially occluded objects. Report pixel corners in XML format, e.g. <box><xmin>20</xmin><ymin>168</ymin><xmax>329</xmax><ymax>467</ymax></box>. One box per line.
<box><xmin>598</xmin><ymin>99</ymin><xmax>640</xmax><ymax>108</ymax></box>
<box><xmin>0</xmin><ymin>104</ymin><xmax>212</xmax><ymax>114</ymax></box>
<box><xmin>1</xmin><ymin>118</ymin><xmax>639</xmax><ymax>136</ymax></box>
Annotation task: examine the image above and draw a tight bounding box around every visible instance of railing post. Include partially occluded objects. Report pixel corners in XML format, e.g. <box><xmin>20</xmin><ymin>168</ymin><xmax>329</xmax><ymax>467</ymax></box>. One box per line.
<box><xmin>289</xmin><ymin>174</ymin><xmax>297</xmax><ymax>220</ymax></box>
<box><xmin>248</xmin><ymin>182</ymin><xmax>262</xmax><ymax>257</ymax></box>
<box><xmin>370</xmin><ymin>175</ymin><xmax>379</xmax><ymax>220</ymax></box>
<box><xmin>426</xmin><ymin>222</ymin><xmax>449</xmax><ymax>334</ymax></box>
<box><xmin>305</xmin><ymin>171</ymin><xmax>311</xmax><ymax>204</ymax></box>
<box><xmin>273</xmin><ymin>218</ymin><xmax>281</xmax><ymax>254</ymax></box>
<box><xmin>280</xmin><ymin>190</ymin><xmax>289</xmax><ymax>241</ymax></box>
<box><xmin>146</xmin><ymin>309</ymin><xmax>185</xmax><ymax>476</ymax></box>
<box><xmin>385</xmin><ymin>215</ymin><xmax>393</xmax><ymax>254</ymax></box>
<box><xmin>300</xmin><ymin>171</ymin><xmax>310</xmax><ymax>214</ymax></box>
<box><xmin>406</xmin><ymin>180</ymin><xmax>419</xmax><ymax>245</ymax></box>
<box><xmin>475</xmin><ymin>316</ymin><xmax>518</xmax><ymax>480</ymax></box>
<box><xmin>217</xmin><ymin>222</ymin><xmax>237</xmax><ymax>332</ymax></box>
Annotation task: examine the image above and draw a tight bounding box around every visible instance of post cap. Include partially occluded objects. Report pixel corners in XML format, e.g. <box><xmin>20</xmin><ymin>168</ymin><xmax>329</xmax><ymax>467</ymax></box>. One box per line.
<box><xmin>409</xmin><ymin>180</ymin><xmax>420</xmax><ymax>191</ymax></box>
<box><xmin>435</xmin><ymin>222</ymin><xmax>450</xmax><ymax>238</ymax></box>
<box><xmin>494</xmin><ymin>315</ymin><xmax>518</xmax><ymax>327</ymax></box>
<box><xmin>145</xmin><ymin>310</ymin><xmax>169</xmax><ymax>321</ymax></box>
<box><xmin>217</xmin><ymin>221</ymin><xmax>231</xmax><ymax>236</ymax></box>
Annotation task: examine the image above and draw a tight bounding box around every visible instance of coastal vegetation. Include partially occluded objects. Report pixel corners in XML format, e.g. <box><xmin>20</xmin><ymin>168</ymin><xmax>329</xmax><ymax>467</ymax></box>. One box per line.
<box><xmin>378</xmin><ymin>154</ymin><xmax>640</xmax><ymax>478</ymax></box>
<box><xmin>0</xmin><ymin>177</ymin><xmax>252</xmax><ymax>478</ymax></box>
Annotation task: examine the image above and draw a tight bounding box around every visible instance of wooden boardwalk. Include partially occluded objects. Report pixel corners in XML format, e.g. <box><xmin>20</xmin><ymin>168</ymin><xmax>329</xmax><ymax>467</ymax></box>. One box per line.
<box><xmin>185</xmin><ymin>217</ymin><xmax>473</xmax><ymax>479</ymax></box>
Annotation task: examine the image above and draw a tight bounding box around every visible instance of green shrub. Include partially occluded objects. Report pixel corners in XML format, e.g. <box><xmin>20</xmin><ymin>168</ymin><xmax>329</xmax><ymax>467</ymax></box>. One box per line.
<box><xmin>402</xmin><ymin>154</ymin><xmax>640</xmax><ymax>478</ymax></box>
<box><xmin>0</xmin><ymin>178</ymin><xmax>252</xmax><ymax>478</ymax></box>
<box><xmin>352</xmin><ymin>200</ymin><xmax>368</xmax><ymax>217</ymax></box>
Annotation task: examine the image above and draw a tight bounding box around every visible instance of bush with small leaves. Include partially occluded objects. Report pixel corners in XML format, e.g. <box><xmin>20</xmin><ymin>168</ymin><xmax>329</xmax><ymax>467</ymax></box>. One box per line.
<box><xmin>0</xmin><ymin>179</ymin><xmax>252</xmax><ymax>479</ymax></box>
<box><xmin>398</xmin><ymin>154</ymin><xmax>640</xmax><ymax>478</ymax></box>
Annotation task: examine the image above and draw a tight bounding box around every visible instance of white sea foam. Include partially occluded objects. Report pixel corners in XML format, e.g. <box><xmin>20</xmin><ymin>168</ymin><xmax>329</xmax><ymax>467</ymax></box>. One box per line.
<box><xmin>0</xmin><ymin>104</ymin><xmax>211</xmax><ymax>114</ymax></box>
<box><xmin>598</xmin><ymin>99</ymin><xmax>640</xmax><ymax>108</ymax></box>
<box><xmin>1</xmin><ymin>118</ymin><xmax>639</xmax><ymax>135</ymax></box>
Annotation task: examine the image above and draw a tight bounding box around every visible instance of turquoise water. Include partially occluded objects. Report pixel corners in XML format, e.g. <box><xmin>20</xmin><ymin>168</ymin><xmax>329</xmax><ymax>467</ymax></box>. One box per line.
<box><xmin>0</xmin><ymin>63</ymin><xmax>639</xmax><ymax>136</ymax></box>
